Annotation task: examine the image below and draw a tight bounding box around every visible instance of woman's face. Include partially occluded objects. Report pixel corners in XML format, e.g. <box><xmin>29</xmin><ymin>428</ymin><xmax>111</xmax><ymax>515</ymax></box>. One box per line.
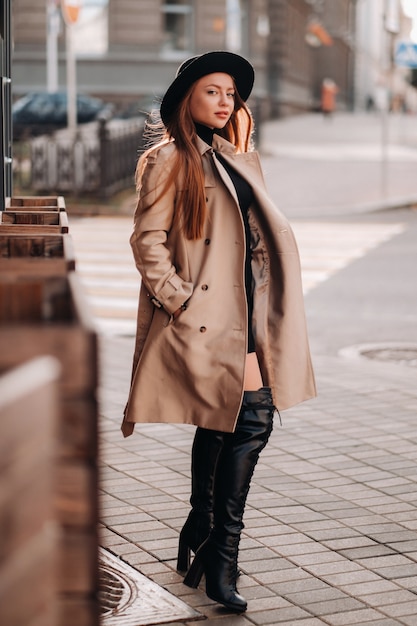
<box><xmin>189</xmin><ymin>72</ymin><xmax>235</xmax><ymax>129</ymax></box>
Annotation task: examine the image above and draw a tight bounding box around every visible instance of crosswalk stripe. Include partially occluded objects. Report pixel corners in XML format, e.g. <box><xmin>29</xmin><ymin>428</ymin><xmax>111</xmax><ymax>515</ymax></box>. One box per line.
<box><xmin>70</xmin><ymin>217</ymin><xmax>405</xmax><ymax>335</ymax></box>
<box><xmin>292</xmin><ymin>222</ymin><xmax>405</xmax><ymax>294</ymax></box>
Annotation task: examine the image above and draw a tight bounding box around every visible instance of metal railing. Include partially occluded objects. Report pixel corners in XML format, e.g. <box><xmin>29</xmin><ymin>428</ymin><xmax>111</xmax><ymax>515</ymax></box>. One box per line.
<box><xmin>29</xmin><ymin>116</ymin><xmax>144</xmax><ymax>198</ymax></box>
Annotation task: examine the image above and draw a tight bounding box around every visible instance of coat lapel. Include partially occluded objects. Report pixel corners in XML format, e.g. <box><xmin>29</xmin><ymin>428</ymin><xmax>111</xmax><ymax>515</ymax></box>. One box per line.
<box><xmin>210</xmin><ymin>136</ymin><xmax>289</xmax><ymax>232</ymax></box>
<box><xmin>211</xmin><ymin>136</ymin><xmax>268</xmax><ymax>196</ymax></box>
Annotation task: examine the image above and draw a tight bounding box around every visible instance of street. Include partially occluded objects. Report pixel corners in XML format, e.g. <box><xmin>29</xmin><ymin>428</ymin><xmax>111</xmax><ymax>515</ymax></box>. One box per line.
<box><xmin>70</xmin><ymin>112</ymin><xmax>417</xmax><ymax>625</ymax></box>
<box><xmin>305</xmin><ymin>207</ymin><xmax>417</xmax><ymax>359</ymax></box>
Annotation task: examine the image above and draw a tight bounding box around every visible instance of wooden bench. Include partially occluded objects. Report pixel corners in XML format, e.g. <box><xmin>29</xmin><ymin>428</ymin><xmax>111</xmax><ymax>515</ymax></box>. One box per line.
<box><xmin>0</xmin><ymin>210</ymin><xmax>69</xmax><ymax>234</ymax></box>
<box><xmin>6</xmin><ymin>195</ymin><xmax>66</xmax><ymax>211</ymax></box>
<box><xmin>0</xmin><ymin>356</ymin><xmax>61</xmax><ymax>626</ymax></box>
<box><xmin>0</xmin><ymin>273</ymin><xmax>99</xmax><ymax>626</ymax></box>
<box><xmin>0</xmin><ymin>233</ymin><xmax>76</xmax><ymax>274</ymax></box>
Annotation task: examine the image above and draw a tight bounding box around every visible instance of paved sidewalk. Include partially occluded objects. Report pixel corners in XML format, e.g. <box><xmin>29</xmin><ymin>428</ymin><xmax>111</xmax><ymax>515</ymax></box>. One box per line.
<box><xmin>97</xmin><ymin>112</ymin><xmax>417</xmax><ymax>625</ymax></box>
<box><xmin>99</xmin><ymin>339</ymin><xmax>417</xmax><ymax>626</ymax></box>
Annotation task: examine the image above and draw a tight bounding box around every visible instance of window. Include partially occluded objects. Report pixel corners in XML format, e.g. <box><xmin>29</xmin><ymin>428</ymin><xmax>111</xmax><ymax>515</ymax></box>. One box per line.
<box><xmin>73</xmin><ymin>0</ymin><xmax>108</xmax><ymax>56</ymax></box>
<box><xmin>161</xmin><ymin>1</ymin><xmax>193</xmax><ymax>56</ymax></box>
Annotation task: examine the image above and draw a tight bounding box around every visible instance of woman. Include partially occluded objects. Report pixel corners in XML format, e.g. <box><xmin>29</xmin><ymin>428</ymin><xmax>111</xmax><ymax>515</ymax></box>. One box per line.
<box><xmin>122</xmin><ymin>51</ymin><xmax>316</xmax><ymax>612</ymax></box>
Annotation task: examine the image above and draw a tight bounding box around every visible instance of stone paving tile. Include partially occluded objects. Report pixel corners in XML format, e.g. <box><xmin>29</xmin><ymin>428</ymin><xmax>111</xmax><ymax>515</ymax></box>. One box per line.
<box><xmin>243</xmin><ymin>522</ymin><xmax>292</xmax><ymax>538</ymax></box>
<box><xmin>101</xmin><ymin>511</ymin><xmax>152</xmax><ymax>524</ymax></box>
<box><xmin>339</xmin><ymin>546</ymin><xmax>396</xmax><ymax>560</ymax></box>
<box><xmin>380</xmin><ymin>564</ymin><xmax>417</xmax><ymax>579</ymax></box>
<box><xmin>261</xmin><ymin>531</ymin><xmax>314</xmax><ymax>547</ymax></box>
<box><xmin>338</xmin><ymin>580</ymin><xmax>404</xmax><ymax>596</ymax></box>
<box><xmin>138</xmin><ymin>560</ymin><xmax>175</xmax><ymax>576</ymax></box>
<box><xmin>238</xmin><ymin>546</ymin><xmax>283</xmax><ymax>564</ymax></box>
<box><xmin>322</xmin><ymin>537</ymin><xmax>380</xmax><ymax>550</ymax></box>
<box><xmin>335</xmin><ymin>616</ymin><xmax>402</xmax><ymax>624</ymax></box>
<box><xmin>301</xmin><ymin>597</ymin><xmax>366</xmax><ymax>615</ymax></box>
<box><xmin>122</xmin><ymin>550</ymin><xmax>162</xmax><ymax>567</ymax></box>
<box><xmin>376</xmin><ymin>600</ymin><xmax>417</xmax><ymax>618</ymax></box>
<box><xmin>360</xmin><ymin>589</ymin><xmax>417</xmax><ymax>606</ymax></box>
<box><xmin>319</xmin><ymin>608</ymin><xmax>398</xmax><ymax>625</ymax></box>
<box><xmin>290</xmin><ymin>551</ymin><xmax>357</xmax><ymax>567</ymax></box>
<box><xmin>248</xmin><ymin>605</ymin><xmax>312</xmax><ymax>624</ymax></box>
<box><xmin>253</xmin><ymin>566</ymin><xmax>313</xmax><ymax>586</ymax></box>
<box><xmin>286</xmin><ymin>587</ymin><xmax>351</xmax><ymax>605</ymax></box>
<box><xmin>286</xmin><ymin>617</ymin><xmax>338</xmax><ymax>626</ymax></box>
<box><xmin>277</xmin><ymin>578</ymin><xmax>333</xmax><ymax>595</ymax></box>
<box><xmin>273</xmin><ymin>542</ymin><xmax>330</xmax><ymax>558</ymax></box>
<box><xmin>368</xmin><ymin>504</ymin><xmax>415</xmax><ymax>515</ymax></box>
<box><xmin>189</xmin><ymin>617</ymin><xmax>253</xmax><ymax>626</ymax></box>
<box><xmin>399</xmin><ymin>618</ymin><xmax>417</xmax><ymax>626</ymax></box>
<box><xmin>357</xmin><ymin>555</ymin><xmax>417</xmax><ymax>569</ymax></box>
<box><xmin>368</xmin><ymin>531</ymin><xmax>417</xmax><ymax>544</ymax></box>
<box><xmin>240</xmin><ymin>594</ymin><xmax>291</xmax><ymax>612</ymax></box>
<box><xmin>303</xmin><ymin>528</ymin><xmax>364</xmax><ymax>541</ymax></box>
<box><xmin>303</xmin><ymin>561</ymin><xmax>368</xmax><ymax>577</ymax></box>
<box><xmin>317</xmin><ymin>570</ymin><xmax>384</xmax><ymax>587</ymax></box>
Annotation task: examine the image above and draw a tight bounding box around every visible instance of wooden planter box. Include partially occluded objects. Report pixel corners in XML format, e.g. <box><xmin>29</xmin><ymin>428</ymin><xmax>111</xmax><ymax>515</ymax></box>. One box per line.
<box><xmin>0</xmin><ymin>210</ymin><xmax>69</xmax><ymax>234</ymax></box>
<box><xmin>0</xmin><ymin>233</ymin><xmax>76</xmax><ymax>275</ymax></box>
<box><xmin>0</xmin><ymin>273</ymin><xmax>99</xmax><ymax>626</ymax></box>
<box><xmin>6</xmin><ymin>195</ymin><xmax>66</xmax><ymax>211</ymax></box>
<box><xmin>0</xmin><ymin>356</ymin><xmax>60</xmax><ymax>626</ymax></box>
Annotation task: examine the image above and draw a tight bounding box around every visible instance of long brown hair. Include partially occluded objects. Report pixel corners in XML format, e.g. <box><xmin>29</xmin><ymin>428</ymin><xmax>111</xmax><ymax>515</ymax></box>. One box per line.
<box><xmin>136</xmin><ymin>80</ymin><xmax>254</xmax><ymax>240</ymax></box>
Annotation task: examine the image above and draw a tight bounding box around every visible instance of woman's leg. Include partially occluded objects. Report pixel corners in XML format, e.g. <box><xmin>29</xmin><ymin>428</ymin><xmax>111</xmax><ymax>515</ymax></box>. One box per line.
<box><xmin>180</xmin><ymin>353</ymin><xmax>263</xmax><ymax>568</ymax></box>
<box><xmin>243</xmin><ymin>352</ymin><xmax>263</xmax><ymax>390</ymax></box>
<box><xmin>177</xmin><ymin>427</ymin><xmax>224</xmax><ymax>572</ymax></box>
<box><xmin>184</xmin><ymin>387</ymin><xmax>275</xmax><ymax>611</ymax></box>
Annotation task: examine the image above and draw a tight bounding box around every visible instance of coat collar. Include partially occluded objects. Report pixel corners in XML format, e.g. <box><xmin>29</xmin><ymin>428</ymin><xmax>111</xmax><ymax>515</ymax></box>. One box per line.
<box><xmin>196</xmin><ymin>133</ymin><xmax>237</xmax><ymax>156</ymax></box>
<box><xmin>195</xmin><ymin>133</ymin><xmax>267</xmax><ymax>202</ymax></box>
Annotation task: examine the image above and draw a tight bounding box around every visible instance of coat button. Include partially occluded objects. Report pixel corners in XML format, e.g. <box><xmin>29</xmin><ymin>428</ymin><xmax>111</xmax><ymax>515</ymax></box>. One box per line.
<box><xmin>204</xmin><ymin>238</ymin><xmax>210</xmax><ymax>245</ymax></box>
<box><xmin>199</xmin><ymin>326</ymin><xmax>207</xmax><ymax>333</ymax></box>
<box><xmin>201</xmin><ymin>284</ymin><xmax>208</xmax><ymax>291</ymax></box>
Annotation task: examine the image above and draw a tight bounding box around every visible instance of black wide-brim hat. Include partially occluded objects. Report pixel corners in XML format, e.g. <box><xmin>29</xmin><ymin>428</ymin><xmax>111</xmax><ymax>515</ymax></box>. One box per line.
<box><xmin>160</xmin><ymin>50</ymin><xmax>255</xmax><ymax>126</ymax></box>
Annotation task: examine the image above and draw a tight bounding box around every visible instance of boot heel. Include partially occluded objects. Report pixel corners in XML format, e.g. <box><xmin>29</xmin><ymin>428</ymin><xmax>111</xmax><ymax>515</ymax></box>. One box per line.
<box><xmin>177</xmin><ymin>537</ymin><xmax>190</xmax><ymax>573</ymax></box>
<box><xmin>183</xmin><ymin>553</ymin><xmax>204</xmax><ymax>588</ymax></box>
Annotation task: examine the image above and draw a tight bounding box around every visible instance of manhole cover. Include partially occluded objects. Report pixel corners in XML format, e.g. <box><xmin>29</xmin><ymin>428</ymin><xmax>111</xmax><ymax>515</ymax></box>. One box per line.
<box><xmin>340</xmin><ymin>343</ymin><xmax>417</xmax><ymax>367</ymax></box>
<box><xmin>99</xmin><ymin>548</ymin><xmax>202</xmax><ymax>626</ymax></box>
<box><xmin>361</xmin><ymin>347</ymin><xmax>417</xmax><ymax>367</ymax></box>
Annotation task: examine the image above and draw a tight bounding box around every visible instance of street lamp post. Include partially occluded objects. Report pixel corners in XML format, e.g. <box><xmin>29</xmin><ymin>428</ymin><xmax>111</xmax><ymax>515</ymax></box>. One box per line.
<box><xmin>61</xmin><ymin>1</ymin><xmax>82</xmax><ymax>132</ymax></box>
<box><xmin>380</xmin><ymin>0</ymin><xmax>400</xmax><ymax>199</ymax></box>
<box><xmin>46</xmin><ymin>0</ymin><xmax>60</xmax><ymax>93</ymax></box>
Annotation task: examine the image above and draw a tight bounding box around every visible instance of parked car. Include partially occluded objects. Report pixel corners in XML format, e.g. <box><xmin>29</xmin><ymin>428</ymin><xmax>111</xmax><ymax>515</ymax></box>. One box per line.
<box><xmin>115</xmin><ymin>95</ymin><xmax>162</xmax><ymax>120</ymax></box>
<box><xmin>12</xmin><ymin>91</ymin><xmax>113</xmax><ymax>138</ymax></box>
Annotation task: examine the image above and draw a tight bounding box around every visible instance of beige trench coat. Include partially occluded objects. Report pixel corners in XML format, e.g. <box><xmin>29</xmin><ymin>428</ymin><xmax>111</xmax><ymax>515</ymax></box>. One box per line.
<box><xmin>122</xmin><ymin>134</ymin><xmax>316</xmax><ymax>437</ymax></box>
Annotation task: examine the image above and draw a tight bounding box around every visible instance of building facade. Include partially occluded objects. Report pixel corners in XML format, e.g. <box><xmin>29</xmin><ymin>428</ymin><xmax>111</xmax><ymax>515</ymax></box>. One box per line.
<box><xmin>354</xmin><ymin>0</ymin><xmax>416</xmax><ymax>112</ymax></box>
<box><xmin>12</xmin><ymin>0</ymin><xmax>358</xmax><ymax>116</ymax></box>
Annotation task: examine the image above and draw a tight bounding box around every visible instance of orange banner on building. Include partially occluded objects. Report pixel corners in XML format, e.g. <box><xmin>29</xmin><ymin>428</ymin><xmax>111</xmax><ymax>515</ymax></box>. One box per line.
<box><xmin>307</xmin><ymin>20</ymin><xmax>333</xmax><ymax>47</ymax></box>
<box><xmin>61</xmin><ymin>0</ymin><xmax>82</xmax><ymax>25</ymax></box>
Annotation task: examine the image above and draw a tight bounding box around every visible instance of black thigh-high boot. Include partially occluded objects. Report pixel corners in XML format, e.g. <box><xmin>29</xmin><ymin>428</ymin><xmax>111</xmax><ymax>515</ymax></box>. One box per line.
<box><xmin>184</xmin><ymin>388</ymin><xmax>275</xmax><ymax>612</ymax></box>
<box><xmin>177</xmin><ymin>427</ymin><xmax>225</xmax><ymax>572</ymax></box>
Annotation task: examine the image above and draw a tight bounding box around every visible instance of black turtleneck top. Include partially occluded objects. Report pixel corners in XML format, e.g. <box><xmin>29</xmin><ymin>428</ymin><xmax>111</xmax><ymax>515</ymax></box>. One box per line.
<box><xmin>195</xmin><ymin>123</ymin><xmax>256</xmax><ymax>353</ymax></box>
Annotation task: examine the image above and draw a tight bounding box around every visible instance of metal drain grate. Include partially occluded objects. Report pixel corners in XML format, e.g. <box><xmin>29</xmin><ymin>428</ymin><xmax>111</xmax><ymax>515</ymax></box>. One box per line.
<box><xmin>340</xmin><ymin>343</ymin><xmax>417</xmax><ymax>367</ymax></box>
<box><xmin>99</xmin><ymin>562</ymin><xmax>134</xmax><ymax>617</ymax></box>
<box><xmin>99</xmin><ymin>548</ymin><xmax>202</xmax><ymax>626</ymax></box>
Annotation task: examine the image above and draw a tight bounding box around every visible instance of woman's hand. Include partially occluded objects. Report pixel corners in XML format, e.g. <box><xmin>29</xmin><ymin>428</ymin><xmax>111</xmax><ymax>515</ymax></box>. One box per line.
<box><xmin>173</xmin><ymin>300</ymin><xmax>189</xmax><ymax>320</ymax></box>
